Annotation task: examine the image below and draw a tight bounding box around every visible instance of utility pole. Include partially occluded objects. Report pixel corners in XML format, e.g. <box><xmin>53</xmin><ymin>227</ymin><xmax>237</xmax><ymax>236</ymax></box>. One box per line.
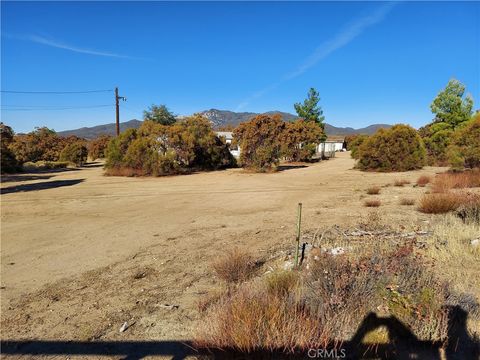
<box><xmin>115</xmin><ymin>87</ymin><xmax>126</xmax><ymax>136</ymax></box>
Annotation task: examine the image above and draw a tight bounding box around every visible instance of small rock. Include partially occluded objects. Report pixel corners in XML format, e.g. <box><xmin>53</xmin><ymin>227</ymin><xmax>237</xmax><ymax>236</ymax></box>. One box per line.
<box><xmin>119</xmin><ymin>322</ymin><xmax>129</xmax><ymax>332</ymax></box>
<box><xmin>283</xmin><ymin>260</ymin><xmax>294</xmax><ymax>270</ymax></box>
<box><xmin>471</xmin><ymin>239</ymin><xmax>480</xmax><ymax>247</ymax></box>
<box><xmin>329</xmin><ymin>247</ymin><xmax>345</xmax><ymax>256</ymax></box>
<box><xmin>157</xmin><ymin>304</ymin><xmax>179</xmax><ymax>310</ymax></box>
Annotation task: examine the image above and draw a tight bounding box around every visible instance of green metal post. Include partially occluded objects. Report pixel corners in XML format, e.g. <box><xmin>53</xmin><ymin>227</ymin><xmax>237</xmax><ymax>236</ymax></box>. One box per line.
<box><xmin>294</xmin><ymin>203</ymin><xmax>302</xmax><ymax>268</ymax></box>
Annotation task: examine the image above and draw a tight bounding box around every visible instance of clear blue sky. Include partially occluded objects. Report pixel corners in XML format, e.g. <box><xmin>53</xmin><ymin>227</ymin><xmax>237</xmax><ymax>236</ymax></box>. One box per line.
<box><xmin>1</xmin><ymin>1</ymin><xmax>479</xmax><ymax>133</ymax></box>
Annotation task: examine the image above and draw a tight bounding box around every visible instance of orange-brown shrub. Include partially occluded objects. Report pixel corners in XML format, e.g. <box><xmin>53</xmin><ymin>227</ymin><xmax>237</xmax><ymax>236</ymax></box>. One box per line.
<box><xmin>366</xmin><ymin>186</ymin><xmax>381</xmax><ymax>195</ymax></box>
<box><xmin>416</xmin><ymin>175</ymin><xmax>431</xmax><ymax>187</ymax></box>
<box><xmin>212</xmin><ymin>248</ymin><xmax>257</xmax><ymax>284</ymax></box>
<box><xmin>417</xmin><ymin>193</ymin><xmax>462</xmax><ymax>214</ymax></box>
<box><xmin>356</xmin><ymin>124</ymin><xmax>426</xmax><ymax>172</ymax></box>
<box><xmin>364</xmin><ymin>199</ymin><xmax>381</xmax><ymax>207</ymax></box>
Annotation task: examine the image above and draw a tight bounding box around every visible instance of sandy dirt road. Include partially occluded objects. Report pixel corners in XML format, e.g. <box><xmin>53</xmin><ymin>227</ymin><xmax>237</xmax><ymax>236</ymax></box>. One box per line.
<box><xmin>0</xmin><ymin>153</ymin><xmax>444</xmax><ymax>349</ymax></box>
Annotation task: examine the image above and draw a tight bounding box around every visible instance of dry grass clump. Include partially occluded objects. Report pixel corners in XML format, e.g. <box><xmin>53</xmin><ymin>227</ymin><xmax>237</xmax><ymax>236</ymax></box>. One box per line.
<box><xmin>418</xmin><ymin>191</ymin><xmax>480</xmax><ymax>216</ymax></box>
<box><xmin>364</xmin><ymin>199</ymin><xmax>381</xmax><ymax>207</ymax></box>
<box><xmin>394</xmin><ymin>179</ymin><xmax>411</xmax><ymax>187</ymax></box>
<box><xmin>455</xmin><ymin>193</ymin><xmax>480</xmax><ymax>224</ymax></box>
<box><xmin>432</xmin><ymin>169</ymin><xmax>480</xmax><ymax>193</ymax></box>
<box><xmin>366</xmin><ymin>186</ymin><xmax>381</xmax><ymax>195</ymax></box>
<box><xmin>417</xmin><ymin>193</ymin><xmax>462</xmax><ymax>214</ymax></box>
<box><xmin>265</xmin><ymin>270</ymin><xmax>299</xmax><ymax>297</ymax></box>
<box><xmin>212</xmin><ymin>248</ymin><xmax>257</xmax><ymax>284</ymax></box>
<box><xmin>196</xmin><ymin>245</ymin><xmax>455</xmax><ymax>352</ymax></box>
<box><xmin>400</xmin><ymin>198</ymin><xmax>415</xmax><ymax>206</ymax></box>
<box><xmin>416</xmin><ymin>175</ymin><xmax>431</xmax><ymax>187</ymax></box>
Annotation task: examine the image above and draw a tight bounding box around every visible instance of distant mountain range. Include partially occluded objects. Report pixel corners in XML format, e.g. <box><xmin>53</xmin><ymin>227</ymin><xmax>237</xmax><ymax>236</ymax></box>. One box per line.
<box><xmin>57</xmin><ymin>109</ymin><xmax>392</xmax><ymax>139</ymax></box>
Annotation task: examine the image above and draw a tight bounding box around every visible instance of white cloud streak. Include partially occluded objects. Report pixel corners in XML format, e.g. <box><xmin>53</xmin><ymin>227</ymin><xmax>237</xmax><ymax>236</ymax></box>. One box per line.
<box><xmin>12</xmin><ymin>33</ymin><xmax>145</xmax><ymax>60</ymax></box>
<box><xmin>235</xmin><ymin>2</ymin><xmax>397</xmax><ymax>111</ymax></box>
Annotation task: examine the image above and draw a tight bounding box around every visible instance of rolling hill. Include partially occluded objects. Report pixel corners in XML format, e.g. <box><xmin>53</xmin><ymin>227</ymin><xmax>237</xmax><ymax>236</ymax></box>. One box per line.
<box><xmin>57</xmin><ymin>109</ymin><xmax>391</xmax><ymax>139</ymax></box>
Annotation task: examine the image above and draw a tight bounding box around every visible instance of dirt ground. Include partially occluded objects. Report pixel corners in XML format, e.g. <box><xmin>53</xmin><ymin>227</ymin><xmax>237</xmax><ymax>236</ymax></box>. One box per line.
<box><xmin>0</xmin><ymin>152</ymin><xmax>450</xmax><ymax>357</ymax></box>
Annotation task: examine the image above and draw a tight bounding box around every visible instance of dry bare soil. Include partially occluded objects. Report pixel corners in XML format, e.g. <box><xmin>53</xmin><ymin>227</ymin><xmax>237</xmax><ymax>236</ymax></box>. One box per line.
<box><xmin>0</xmin><ymin>152</ymin><xmax>462</xmax><ymax>356</ymax></box>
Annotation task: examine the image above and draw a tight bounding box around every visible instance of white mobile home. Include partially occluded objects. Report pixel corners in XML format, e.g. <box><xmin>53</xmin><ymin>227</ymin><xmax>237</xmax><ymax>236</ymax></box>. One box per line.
<box><xmin>216</xmin><ymin>131</ymin><xmax>240</xmax><ymax>158</ymax></box>
<box><xmin>317</xmin><ymin>136</ymin><xmax>346</xmax><ymax>158</ymax></box>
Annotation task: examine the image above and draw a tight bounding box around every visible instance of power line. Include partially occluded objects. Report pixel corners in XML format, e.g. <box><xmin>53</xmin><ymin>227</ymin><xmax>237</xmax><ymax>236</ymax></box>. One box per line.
<box><xmin>2</xmin><ymin>104</ymin><xmax>114</xmax><ymax>108</ymax></box>
<box><xmin>1</xmin><ymin>89</ymin><xmax>113</xmax><ymax>94</ymax></box>
<box><xmin>1</xmin><ymin>104</ymin><xmax>114</xmax><ymax>111</ymax></box>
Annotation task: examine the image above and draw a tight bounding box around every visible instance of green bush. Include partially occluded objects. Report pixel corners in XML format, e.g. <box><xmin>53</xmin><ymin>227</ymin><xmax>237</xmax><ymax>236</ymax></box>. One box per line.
<box><xmin>448</xmin><ymin>114</ymin><xmax>480</xmax><ymax>169</ymax></box>
<box><xmin>105</xmin><ymin>128</ymin><xmax>138</xmax><ymax>168</ymax></box>
<box><xmin>1</xmin><ymin>123</ymin><xmax>21</xmax><ymax>173</ymax></box>
<box><xmin>356</xmin><ymin>124</ymin><xmax>426</xmax><ymax>172</ymax></box>
<box><xmin>345</xmin><ymin>134</ymin><xmax>369</xmax><ymax>159</ymax></box>
<box><xmin>105</xmin><ymin>116</ymin><xmax>234</xmax><ymax>176</ymax></box>
<box><xmin>60</xmin><ymin>141</ymin><xmax>88</xmax><ymax>166</ymax></box>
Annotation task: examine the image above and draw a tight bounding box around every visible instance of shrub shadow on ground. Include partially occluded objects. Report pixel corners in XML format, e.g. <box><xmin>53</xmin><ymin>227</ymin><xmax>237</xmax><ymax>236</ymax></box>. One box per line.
<box><xmin>0</xmin><ymin>179</ymin><xmax>85</xmax><ymax>195</ymax></box>
<box><xmin>2</xmin><ymin>306</ymin><xmax>478</xmax><ymax>360</ymax></box>
<box><xmin>0</xmin><ymin>174</ymin><xmax>55</xmax><ymax>183</ymax></box>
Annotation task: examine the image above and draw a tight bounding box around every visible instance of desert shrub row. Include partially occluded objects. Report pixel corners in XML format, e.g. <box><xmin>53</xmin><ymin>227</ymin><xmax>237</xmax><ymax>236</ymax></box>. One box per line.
<box><xmin>104</xmin><ymin>115</ymin><xmax>235</xmax><ymax>176</ymax></box>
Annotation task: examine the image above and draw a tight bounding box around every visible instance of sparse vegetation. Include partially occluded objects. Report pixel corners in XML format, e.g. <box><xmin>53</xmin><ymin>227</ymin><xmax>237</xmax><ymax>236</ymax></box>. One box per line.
<box><xmin>366</xmin><ymin>186</ymin><xmax>381</xmax><ymax>195</ymax></box>
<box><xmin>196</xmin><ymin>242</ymin><xmax>461</xmax><ymax>353</ymax></box>
<box><xmin>431</xmin><ymin>170</ymin><xmax>480</xmax><ymax>193</ymax></box>
<box><xmin>400</xmin><ymin>198</ymin><xmax>415</xmax><ymax>206</ymax></box>
<box><xmin>394</xmin><ymin>179</ymin><xmax>411</xmax><ymax>187</ymax></box>
<box><xmin>364</xmin><ymin>199</ymin><xmax>381</xmax><ymax>207</ymax></box>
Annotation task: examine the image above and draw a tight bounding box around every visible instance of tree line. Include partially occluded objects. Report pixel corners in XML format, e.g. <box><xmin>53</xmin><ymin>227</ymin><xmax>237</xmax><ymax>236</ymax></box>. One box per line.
<box><xmin>1</xmin><ymin>80</ymin><xmax>478</xmax><ymax>175</ymax></box>
<box><xmin>344</xmin><ymin>79</ymin><xmax>479</xmax><ymax>172</ymax></box>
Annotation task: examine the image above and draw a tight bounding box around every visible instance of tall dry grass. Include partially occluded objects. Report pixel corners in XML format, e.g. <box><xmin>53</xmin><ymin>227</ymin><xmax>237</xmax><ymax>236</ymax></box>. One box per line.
<box><xmin>196</xmin><ymin>244</ymin><xmax>455</xmax><ymax>352</ymax></box>
<box><xmin>432</xmin><ymin>169</ymin><xmax>480</xmax><ymax>193</ymax></box>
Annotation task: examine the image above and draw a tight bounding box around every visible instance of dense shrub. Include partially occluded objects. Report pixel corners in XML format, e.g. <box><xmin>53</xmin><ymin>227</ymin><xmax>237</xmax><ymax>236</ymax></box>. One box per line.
<box><xmin>356</xmin><ymin>125</ymin><xmax>426</xmax><ymax>172</ymax></box>
<box><xmin>345</xmin><ymin>134</ymin><xmax>369</xmax><ymax>159</ymax></box>
<box><xmin>280</xmin><ymin>119</ymin><xmax>325</xmax><ymax>162</ymax></box>
<box><xmin>88</xmin><ymin>135</ymin><xmax>112</xmax><ymax>160</ymax></box>
<box><xmin>233</xmin><ymin>114</ymin><xmax>285</xmax><ymax>171</ymax></box>
<box><xmin>448</xmin><ymin>114</ymin><xmax>480</xmax><ymax>169</ymax></box>
<box><xmin>1</xmin><ymin>123</ymin><xmax>21</xmax><ymax>173</ymax></box>
<box><xmin>420</xmin><ymin>79</ymin><xmax>474</xmax><ymax>165</ymax></box>
<box><xmin>105</xmin><ymin>128</ymin><xmax>138</xmax><ymax>169</ymax></box>
<box><xmin>105</xmin><ymin>115</ymin><xmax>234</xmax><ymax>176</ymax></box>
<box><xmin>8</xmin><ymin>127</ymin><xmax>84</xmax><ymax>166</ymax></box>
<box><xmin>59</xmin><ymin>141</ymin><xmax>88</xmax><ymax>166</ymax></box>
